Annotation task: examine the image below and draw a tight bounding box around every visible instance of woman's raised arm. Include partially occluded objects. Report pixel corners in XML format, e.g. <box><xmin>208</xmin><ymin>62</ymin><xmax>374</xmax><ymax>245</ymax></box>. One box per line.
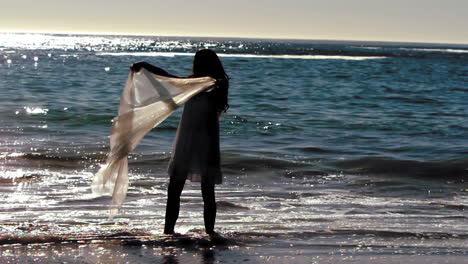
<box><xmin>130</xmin><ymin>61</ymin><xmax>179</xmax><ymax>78</ymax></box>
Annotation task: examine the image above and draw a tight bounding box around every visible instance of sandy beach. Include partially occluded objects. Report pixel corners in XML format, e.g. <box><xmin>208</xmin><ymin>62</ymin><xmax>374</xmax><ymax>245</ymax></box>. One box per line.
<box><xmin>1</xmin><ymin>231</ymin><xmax>467</xmax><ymax>263</ymax></box>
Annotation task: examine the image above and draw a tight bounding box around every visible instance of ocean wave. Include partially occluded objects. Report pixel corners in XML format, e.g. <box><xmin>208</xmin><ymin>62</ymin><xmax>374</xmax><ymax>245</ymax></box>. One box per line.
<box><xmin>0</xmin><ymin>232</ymin><xmax>237</xmax><ymax>247</ymax></box>
<box><xmin>222</xmin><ymin>155</ymin><xmax>309</xmax><ymax>173</ymax></box>
<box><xmin>234</xmin><ymin>229</ymin><xmax>468</xmax><ymax>240</ymax></box>
<box><xmin>1</xmin><ymin>152</ymin><xmax>101</xmax><ymax>162</ymax></box>
<box><xmin>0</xmin><ymin>172</ymin><xmax>49</xmax><ymax>183</ymax></box>
<box><xmin>398</xmin><ymin>48</ymin><xmax>468</xmax><ymax>53</ymax></box>
<box><xmin>216</xmin><ymin>201</ymin><xmax>250</xmax><ymax>210</ymax></box>
<box><xmin>352</xmin><ymin>46</ymin><xmax>468</xmax><ymax>54</ymax></box>
<box><xmin>334</xmin><ymin>157</ymin><xmax>468</xmax><ymax>182</ymax></box>
<box><xmin>4</xmin><ymin>149</ymin><xmax>468</xmax><ymax>182</ymax></box>
<box><xmin>350</xmin><ymin>46</ymin><xmax>382</xmax><ymax>50</ymax></box>
<box><xmin>380</xmin><ymin>96</ymin><xmax>442</xmax><ymax>105</ymax></box>
<box><xmin>96</xmin><ymin>52</ymin><xmax>386</xmax><ymax>60</ymax></box>
<box><xmin>221</xmin><ymin>155</ymin><xmax>467</xmax><ymax>183</ymax></box>
<box><xmin>3</xmin><ymin>151</ymin><xmax>312</xmax><ymax>177</ymax></box>
<box><xmin>2</xmin><ymin>228</ymin><xmax>465</xmax><ymax>247</ymax></box>
<box><xmin>428</xmin><ymin>202</ymin><xmax>466</xmax><ymax>211</ymax></box>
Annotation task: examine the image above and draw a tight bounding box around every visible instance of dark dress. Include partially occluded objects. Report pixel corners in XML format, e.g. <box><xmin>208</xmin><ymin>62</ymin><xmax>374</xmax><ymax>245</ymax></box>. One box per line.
<box><xmin>167</xmin><ymin>91</ymin><xmax>222</xmax><ymax>184</ymax></box>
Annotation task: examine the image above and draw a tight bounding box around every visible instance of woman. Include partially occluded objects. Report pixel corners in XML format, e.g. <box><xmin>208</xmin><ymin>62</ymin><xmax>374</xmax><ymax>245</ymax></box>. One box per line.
<box><xmin>131</xmin><ymin>49</ymin><xmax>229</xmax><ymax>235</ymax></box>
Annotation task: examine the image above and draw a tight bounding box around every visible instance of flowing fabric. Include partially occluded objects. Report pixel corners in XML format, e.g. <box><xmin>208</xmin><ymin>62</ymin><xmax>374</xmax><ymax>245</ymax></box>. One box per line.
<box><xmin>92</xmin><ymin>68</ymin><xmax>215</xmax><ymax>217</ymax></box>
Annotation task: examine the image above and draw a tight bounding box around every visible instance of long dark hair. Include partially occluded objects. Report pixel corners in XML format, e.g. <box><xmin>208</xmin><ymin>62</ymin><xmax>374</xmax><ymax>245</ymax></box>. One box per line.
<box><xmin>192</xmin><ymin>49</ymin><xmax>229</xmax><ymax>113</ymax></box>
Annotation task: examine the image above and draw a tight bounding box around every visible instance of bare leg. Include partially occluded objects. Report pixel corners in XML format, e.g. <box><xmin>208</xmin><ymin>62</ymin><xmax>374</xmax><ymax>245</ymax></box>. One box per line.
<box><xmin>201</xmin><ymin>182</ymin><xmax>216</xmax><ymax>234</ymax></box>
<box><xmin>164</xmin><ymin>178</ymin><xmax>185</xmax><ymax>234</ymax></box>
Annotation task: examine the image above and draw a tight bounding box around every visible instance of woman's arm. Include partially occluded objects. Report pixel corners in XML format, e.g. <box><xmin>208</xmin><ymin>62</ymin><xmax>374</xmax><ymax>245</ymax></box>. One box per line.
<box><xmin>130</xmin><ymin>61</ymin><xmax>179</xmax><ymax>78</ymax></box>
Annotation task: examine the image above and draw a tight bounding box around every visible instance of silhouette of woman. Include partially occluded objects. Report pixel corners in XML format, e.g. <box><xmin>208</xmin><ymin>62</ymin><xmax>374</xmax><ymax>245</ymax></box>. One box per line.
<box><xmin>131</xmin><ymin>49</ymin><xmax>229</xmax><ymax>235</ymax></box>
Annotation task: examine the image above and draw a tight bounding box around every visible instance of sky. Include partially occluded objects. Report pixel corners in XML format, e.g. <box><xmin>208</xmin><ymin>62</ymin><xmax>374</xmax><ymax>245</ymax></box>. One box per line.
<box><xmin>1</xmin><ymin>0</ymin><xmax>467</xmax><ymax>44</ymax></box>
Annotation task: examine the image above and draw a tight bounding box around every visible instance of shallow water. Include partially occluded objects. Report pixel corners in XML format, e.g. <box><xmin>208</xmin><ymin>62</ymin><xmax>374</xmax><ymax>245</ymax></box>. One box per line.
<box><xmin>0</xmin><ymin>33</ymin><xmax>467</xmax><ymax>262</ymax></box>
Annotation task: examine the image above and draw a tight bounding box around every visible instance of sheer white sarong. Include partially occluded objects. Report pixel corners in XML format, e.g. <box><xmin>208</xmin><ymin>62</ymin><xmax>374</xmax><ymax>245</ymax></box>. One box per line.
<box><xmin>91</xmin><ymin>69</ymin><xmax>215</xmax><ymax>217</ymax></box>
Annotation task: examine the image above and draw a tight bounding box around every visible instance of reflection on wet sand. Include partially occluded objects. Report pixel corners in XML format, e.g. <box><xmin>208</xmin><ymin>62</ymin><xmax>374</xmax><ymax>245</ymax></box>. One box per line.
<box><xmin>0</xmin><ymin>232</ymin><xmax>249</xmax><ymax>263</ymax></box>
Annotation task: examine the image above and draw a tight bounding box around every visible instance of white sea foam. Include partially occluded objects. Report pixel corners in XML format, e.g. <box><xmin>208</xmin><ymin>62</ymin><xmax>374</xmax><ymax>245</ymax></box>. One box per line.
<box><xmin>96</xmin><ymin>52</ymin><xmax>386</xmax><ymax>60</ymax></box>
<box><xmin>351</xmin><ymin>46</ymin><xmax>382</xmax><ymax>50</ymax></box>
<box><xmin>398</xmin><ymin>48</ymin><xmax>468</xmax><ymax>53</ymax></box>
<box><xmin>0</xmin><ymin>152</ymin><xmax>25</xmax><ymax>159</ymax></box>
<box><xmin>24</xmin><ymin>107</ymin><xmax>49</xmax><ymax>115</ymax></box>
<box><xmin>353</xmin><ymin>46</ymin><xmax>468</xmax><ymax>54</ymax></box>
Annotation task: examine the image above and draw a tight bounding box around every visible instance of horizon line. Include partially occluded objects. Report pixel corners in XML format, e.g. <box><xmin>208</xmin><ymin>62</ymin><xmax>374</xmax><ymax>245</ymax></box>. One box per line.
<box><xmin>1</xmin><ymin>29</ymin><xmax>467</xmax><ymax>46</ymax></box>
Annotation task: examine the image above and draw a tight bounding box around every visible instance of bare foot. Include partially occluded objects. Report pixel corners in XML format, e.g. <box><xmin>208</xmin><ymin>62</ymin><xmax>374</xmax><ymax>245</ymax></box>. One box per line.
<box><xmin>208</xmin><ymin>231</ymin><xmax>222</xmax><ymax>238</ymax></box>
<box><xmin>163</xmin><ymin>232</ymin><xmax>183</xmax><ymax>237</ymax></box>
<box><xmin>208</xmin><ymin>232</ymin><xmax>227</xmax><ymax>244</ymax></box>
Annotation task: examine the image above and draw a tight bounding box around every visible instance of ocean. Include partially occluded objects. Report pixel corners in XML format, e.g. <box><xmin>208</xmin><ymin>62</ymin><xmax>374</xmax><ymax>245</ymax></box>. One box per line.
<box><xmin>0</xmin><ymin>33</ymin><xmax>467</xmax><ymax>263</ymax></box>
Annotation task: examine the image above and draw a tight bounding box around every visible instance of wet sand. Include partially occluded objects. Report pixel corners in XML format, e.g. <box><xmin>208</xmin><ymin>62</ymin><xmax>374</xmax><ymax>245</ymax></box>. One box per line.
<box><xmin>1</xmin><ymin>231</ymin><xmax>467</xmax><ymax>263</ymax></box>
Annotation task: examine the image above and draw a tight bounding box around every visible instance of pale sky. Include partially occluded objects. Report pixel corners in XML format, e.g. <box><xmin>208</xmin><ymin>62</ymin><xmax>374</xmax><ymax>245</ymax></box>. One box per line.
<box><xmin>1</xmin><ymin>0</ymin><xmax>467</xmax><ymax>44</ymax></box>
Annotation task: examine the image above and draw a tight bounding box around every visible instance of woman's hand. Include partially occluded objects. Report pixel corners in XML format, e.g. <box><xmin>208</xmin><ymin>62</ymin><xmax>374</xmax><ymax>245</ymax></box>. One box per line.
<box><xmin>130</xmin><ymin>62</ymin><xmax>177</xmax><ymax>78</ymax></box>
<box><xmin>206</xmin><ymin>79</ymin><xmax>222</xmax><ymax>93</ymax></box>
<box><xmin>214</xmin><ymin>78</ymin><xmax>227</xmax><ymax>89</ymax></box>
<box><xmin>130</xmin><ymin>61</ymin><xmax>148</xmax><ymax>72</ymax></box>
